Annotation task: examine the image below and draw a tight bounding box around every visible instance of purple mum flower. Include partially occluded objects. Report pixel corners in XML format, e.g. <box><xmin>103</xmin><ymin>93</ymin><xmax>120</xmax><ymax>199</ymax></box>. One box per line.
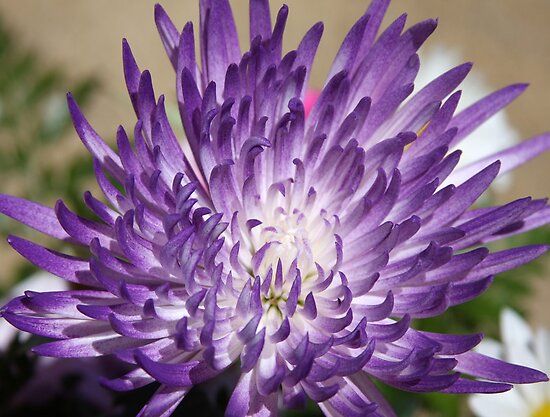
<box><xmin>1</xmin><ymin>0</ymin><xmax>550</xmax><ymax>416</ymax></box>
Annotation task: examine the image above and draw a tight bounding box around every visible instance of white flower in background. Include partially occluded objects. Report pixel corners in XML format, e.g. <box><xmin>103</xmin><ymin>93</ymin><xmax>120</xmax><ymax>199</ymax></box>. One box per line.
<box><xmin>0</xmin><ymin>271</ymin><xmax>68</xmax><ymax>350</ymax></box>
<box><xmin>417</xmin><ymin>44</ymin><xmax>520</xmax><ymax>192</ymax></box>
<box><xmin>469</xmin><ymin>308</ymin><xmax>550</xmax><ymax>417</ymax></box>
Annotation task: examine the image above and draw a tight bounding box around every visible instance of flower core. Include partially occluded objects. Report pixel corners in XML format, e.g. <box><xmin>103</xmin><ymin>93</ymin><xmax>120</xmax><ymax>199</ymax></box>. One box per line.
<box><xmin>533</xmin><ymin>402</ymin><xmax>550</xmax><ymax>417</ymax></box>
<box><xmin>234</xmin><ymin>177</ymin><xmax>340</xmax><ymax>316</ymax></box>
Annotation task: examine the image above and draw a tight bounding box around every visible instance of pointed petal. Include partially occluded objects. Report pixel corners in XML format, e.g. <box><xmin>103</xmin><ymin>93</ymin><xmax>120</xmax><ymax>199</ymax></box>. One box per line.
<box><xmin>447</xmin><ymin>132</ymin><xmax>550</xmax><ymax>185</ymax></box>
<box><xmin>249</xmin><ymin>0</ymin><xmax>271</xmax><ymax>43</ymax></box>
<box><xmin>7</xmin><ymin>235</ymin><xmax>97</xmax><ymax>287</ymax></box>
<box><xmin>226</xmin><ymin>371</ymin><xmax>277</xmax><ymax>417</ymax></box>
<box><xmin>155</xmin><ymin>4</ymin><xmax>180</xmax><ymax>69</ymax></box>
<box><xmin>455</xmin><ymin>351</ymin><xmax>549</xmax><ymax>383</ymax></box>
<box><xmin>449</xmin><ymin>83</ymin><xmax>528</xmax><ymax>148</ymax></box>
<box><xmin>67</xmin><ymin>93</ymin><xmax>123</xmax><ymax>179</ymax></box>
<box><xmin>136</xmin><ymin>385</ymin><xmax>189</xmax><ymax>417</ymax></box>
<box><xmin>0</xmin><ymin>195</ymin><xmax>69</xmax><ymax>240</ymax></box>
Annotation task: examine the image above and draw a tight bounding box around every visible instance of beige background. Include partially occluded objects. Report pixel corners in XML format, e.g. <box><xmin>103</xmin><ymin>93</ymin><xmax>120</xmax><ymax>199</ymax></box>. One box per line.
<box><xmin>0</xmin><ymin>1</ymin><xmax>549</xmax><ymax>324</ymax></box>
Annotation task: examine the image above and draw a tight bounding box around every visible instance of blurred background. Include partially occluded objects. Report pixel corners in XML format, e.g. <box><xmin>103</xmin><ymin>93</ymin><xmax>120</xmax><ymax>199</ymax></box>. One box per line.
<box><xmin>0</xmin><ymin>1</ymin><xmax>548</xmax><ymax>416</ymax></box>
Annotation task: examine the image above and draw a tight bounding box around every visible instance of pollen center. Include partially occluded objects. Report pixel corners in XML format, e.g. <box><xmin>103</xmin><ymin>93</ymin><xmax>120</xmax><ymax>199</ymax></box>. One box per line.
<box><xmin>533</xmin><ymin>402</ymin><xmax>550</xmax><ymax>417</ymax></box>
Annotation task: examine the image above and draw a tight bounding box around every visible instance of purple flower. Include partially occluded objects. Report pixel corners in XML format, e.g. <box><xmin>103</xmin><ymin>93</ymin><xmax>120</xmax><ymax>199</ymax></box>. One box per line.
<box><xmin>1</xmin><ymin>0</ymin><xmax>550</xmax><ymax>416</ymax></box>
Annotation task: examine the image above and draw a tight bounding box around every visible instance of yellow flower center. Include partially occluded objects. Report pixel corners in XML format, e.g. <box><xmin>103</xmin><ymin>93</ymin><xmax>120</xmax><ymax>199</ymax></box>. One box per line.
<box><xmin>533</xmin><ymin>402</ymin><xmax>550</xmax><ymax>417</ymax></box>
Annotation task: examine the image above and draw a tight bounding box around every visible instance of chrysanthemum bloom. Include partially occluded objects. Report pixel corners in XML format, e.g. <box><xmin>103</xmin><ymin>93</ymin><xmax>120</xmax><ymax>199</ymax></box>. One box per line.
<box><xmin>469</xmin><ymin>309</ymin><xmax>550</xmax><ymax>417</ymax></box>
<box><xmin>1</xmin><ymin>1</ymin><xmax>550</xmax><ymax>416</ymax></box>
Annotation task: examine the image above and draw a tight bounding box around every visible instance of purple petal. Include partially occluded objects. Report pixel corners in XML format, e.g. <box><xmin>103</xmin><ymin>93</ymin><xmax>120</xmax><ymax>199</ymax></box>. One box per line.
<box><xmin>136</xmin><ymin>351</ymin><xmax>219</xmax><ymax>386</ymax></box>
<box><xmin>351</xmin><ymin>0</ymin><xmax>391</xmax><ymax>77</ymax></box>
<box><xmin>226</xmin><ymin>370</ymin><xmax>278</xmax><ymax>417</ymax></box>
<box><xmin>465</xmin><ymin>245</ymin><xmax>548</xmax><ymax>281</ymax></box>
<box><xmin>455</xmin><ymin>351</ymin><xmax>549</xmax><ymax>383</ymax></box>
<box><xmin>428</xmin><ymin>161</ymin><xmax>500</xmax><ymax>226</ymax></box>
<box><xmin>380</xmin><ymin>63</ymin><xmax>472</xmax><ymax>139</ymax></box>
<box><xmin>122</xmin><ymin>39</ymin><xmax>141</xmax><ymax>112</ymax></box>
<box><xmin>200</xmin><ymin>0</ymin><xmax>241</xmax><ymax>93</ymax></box>
<box><xmin>442</xmin><ymin>378</ymin><xmax>512</xmax><ymax>394</ymax></box>
<box><xmin>326</xmin><ymin>13</ymin><xmax>369</xmax><ymax>82</ymax></box>
<box><xmin>0</xmin><ymin>195</ymin><xmax>69</xmax><ymax>240</ymax></box>
<box><xmin>7</xmin><ymin>236</ymin><xmax>97</xmax><ymax>287</ymax></box>
<box><xmin>2</xmin><ymin>312</ymin><xmax>110</xmax><ymax>339</ymax></box>
<box><xmin>294</xmin><ymin>22</ymin><xmax>324</xmax><ymax>97</ymax></box>
<box><xmin>136</xmin><ymin>385</ymin><xmax>189</xmax><ymax>417</ymax></box>
<box><xmin>100</xmin><ymin>367</ymin><xmax>154</xmax><ymax>392</ymax></box>
<box><xmin>155</xmin><ymin>4</ymin><xmax>180</xmax><ymax>69</ymax></box>
<box><xmin>249</xmin><ymin>0</ymin><xmax>271</xmax><ymax>43</ymax></box>
<box><xmin>447</xmin><ymin>132</ymin><xmax>550</xmax><ymax>185</ymax></box>
<box><xmin>67</xmin><ymin>93</ymin><xmax>124</xmax><ymax>179</ymax></box>
<box><xmin>449</xmin><ymin>83</ymin><xmax>528</xmax><ymax>148</ymax></box>
<box><xmin>32</xmin><ymin>333</ymin><xmax>146</xmax><ymax>358</ymax></box>
<box><xmin>55</xmin><ymin>200</ymin><xmax>116</xmax><ymax>248</ymax></box>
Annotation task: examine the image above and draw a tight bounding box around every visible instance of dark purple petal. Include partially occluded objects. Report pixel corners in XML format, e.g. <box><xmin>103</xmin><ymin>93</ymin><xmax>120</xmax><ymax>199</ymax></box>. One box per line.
<box><xmin>351</xmin><ymin>0</ymin><xmax>391</xmax><ymax>77</ymax></box>
<box><xmin>136</xmin><ymin>351</ymin><xmax>219</xmax><ymax>386</ymax></box>
<box><xmin>67</xmin><ymin>93</ymin><xmax>124</xmax><ymax>179</ymax></box>
<box><xmin>464</xmin><ymin>245</ymin><xmax>548</xmax><ymax>281</ymax></box>
<box><xmin>122</xmin><ymin>39</ymin><xmax>141</xmax><ymax>112</ymax></box>
<box><xmin>155</xmin><ymin>4</ymin><xmax>180</xmax><ymax>69</ymax></box>
<box><xmin>200</xmin><ymin>0</ymin><xmax>241</xmax><ymax>93</ymax></box>
<box><xmin>455</xmin><ymin>351</ymin><xmax>549</xmax><ymax>383</ymax></box>
<box><xmin>449</xmin><ymin>83</ymin><xmax>528</xmax><ymax>148</ymax></box>
<box><xmin>0</xmin><ymin>195</ymin><xmax>69</xmax><ymax>240</ymax></box>
<box><xmin>293</xmin><ymin>22</ymin><xmax>324</xmax><ymax>97</ymax></box>
<box><xmin>249</xmin><ymin>0</ymin><xmax>271</xmax><ymax>43</ymax></box>
<box><xmin>448</xmin><ymin>132</ymin><xmax>550</xmax><ymax>185</ymax></box>
<box><xmin>442</xmin><ymin>378</ymin><xmax>512</xmax><ymax>394</ymax></box>
<box><xmin>7</xmin><ymin>236</ymin><xmax>97</xmax><ymax>287</ymax></box>
<box><xmin>326</xmin><ymin>13</ymin><xmax>369</xmax><ymax>82</ymax></box>
<box><xmin>55</xmin><ymin>200</ymin><xmax>116</xmax><ymax>248</ymax></box>
<box><xmin>428</xmin><ymin>161</ymin><xmax>500</xmax><ymax>226</ymax></box>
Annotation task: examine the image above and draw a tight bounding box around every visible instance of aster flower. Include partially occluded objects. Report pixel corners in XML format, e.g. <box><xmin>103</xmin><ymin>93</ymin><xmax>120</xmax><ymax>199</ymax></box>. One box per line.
<box><xmin>1</xmin><ymin>1</ymin><xmax>550</xmax><ymax>416</ymax></box>
<box><xmin>469</xmin><ymin>309</ymin><xmax>550</xmax><ymax>417</ymax></box>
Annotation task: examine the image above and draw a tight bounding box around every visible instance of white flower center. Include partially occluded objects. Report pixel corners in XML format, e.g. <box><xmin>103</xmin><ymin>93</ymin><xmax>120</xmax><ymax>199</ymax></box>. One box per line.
<box><xmin>249</xmin><ymin>205</ymin><xmax>337</xmax><ymax>282</ymax></box>
<box><xmin>254</xmin><ymin>210</ymin><xmax>311</xmax><ymax>275</ymax></box>
<box><xmin>229</xmin><ymin>180</ymin><xmax>340</xmax><ymax>320</ymax></box>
